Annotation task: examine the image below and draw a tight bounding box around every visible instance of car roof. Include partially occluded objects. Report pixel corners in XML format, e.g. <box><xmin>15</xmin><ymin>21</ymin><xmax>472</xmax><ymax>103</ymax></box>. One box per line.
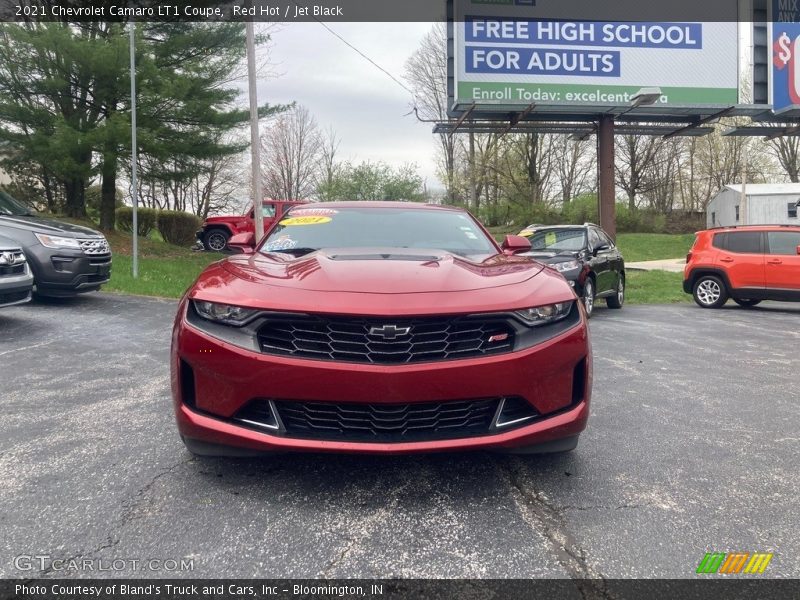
<box><xmin>702</xmin><ymin>224</ymin><xmax>800</xmax><ymax>233</ymax></box>
<box><xmin>292</xmin><ymin>201</ymin><xmax>464</xmax><ymax>212</ymax></box>
<box><xmin>526</xmin><ymin>224</ymin><xmax>590</xmax><ymax>230</ymax></box>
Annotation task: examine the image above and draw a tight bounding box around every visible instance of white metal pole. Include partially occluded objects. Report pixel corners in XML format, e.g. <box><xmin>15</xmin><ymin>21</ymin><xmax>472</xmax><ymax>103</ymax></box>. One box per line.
<box><xmin>246</xmin><ymin>22</ymin><xmax>264</xmax><ymax>242</ymax></box>
<box><xmin>741</xmin><ymin>139</ymin><xmax>748</xmax><ymax>226</ymax></box>
<box><xmin>129</xmin><ymin>23</ymin><xmax>139</xmax><ymax>278</ymax></box>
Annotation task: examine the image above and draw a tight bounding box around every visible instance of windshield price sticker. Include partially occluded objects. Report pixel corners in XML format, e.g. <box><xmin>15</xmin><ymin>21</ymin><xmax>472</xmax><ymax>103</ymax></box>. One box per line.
<box><xmin>279</xmin><ymin>216</ymin><xmax>332</xmax><ymax>226</ymax></box>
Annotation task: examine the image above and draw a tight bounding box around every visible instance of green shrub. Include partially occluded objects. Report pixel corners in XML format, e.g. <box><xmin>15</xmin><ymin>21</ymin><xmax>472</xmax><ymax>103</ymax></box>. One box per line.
<box><xmin>117</xmin><ymin>206</ymin><xmax>158</xmax><ymax>237</ymax></box>
<box><xmin>157</xmin><ymin>210</ymin><xmax>201</xmax><ymax>246</ymax></box>
<box><xmin>562</xmin><ymin>194</ymin><xmax>599</xmax><ymax>225</ymax></box>
<box><xmin>508</xmin><ymin>203</ymin><xmax>562</xmax><ymax>228</ymax></box>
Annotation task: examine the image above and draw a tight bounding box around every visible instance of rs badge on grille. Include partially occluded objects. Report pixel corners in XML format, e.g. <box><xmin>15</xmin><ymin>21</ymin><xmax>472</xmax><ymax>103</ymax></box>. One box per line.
<box><xmin>368</xmin><ymin>325</ymin><xmax>411</xmax><ymax>340</ymax></box>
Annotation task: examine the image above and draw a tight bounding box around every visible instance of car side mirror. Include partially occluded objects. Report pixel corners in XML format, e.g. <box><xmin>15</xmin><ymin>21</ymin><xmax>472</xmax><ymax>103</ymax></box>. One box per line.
<box><xmin>501</xmin><ymin>234</ymin><xmax>532</xmax><ymax>255</ymax></box>
<box><xmin>228</xmin><ymin>232</ymin><xmax>255</xmax><ymax>254</ymax></box>
<box><xmin>593</xmin><ymin>243</ymin><xmax>610</xmax><ymax>255</ymax></box>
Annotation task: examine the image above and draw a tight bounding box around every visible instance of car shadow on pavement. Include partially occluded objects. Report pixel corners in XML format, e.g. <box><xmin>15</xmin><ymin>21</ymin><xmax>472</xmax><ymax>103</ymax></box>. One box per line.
<box><xmin>713</xmin><ymin>303</ymin><xmax>800</xmax><ymax>316</ymax></box>
<box><xmin>181</xmin><ymin>450</ymin><xmax>580</xmax><ymax>506</ymax></box>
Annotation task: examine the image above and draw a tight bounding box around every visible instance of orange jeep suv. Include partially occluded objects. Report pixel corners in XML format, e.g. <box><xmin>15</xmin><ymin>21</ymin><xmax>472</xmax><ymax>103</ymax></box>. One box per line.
<box><xmin>684</xmin><ymin>225</ymin><xmax>800</xmax><ymax>308</ymax></box>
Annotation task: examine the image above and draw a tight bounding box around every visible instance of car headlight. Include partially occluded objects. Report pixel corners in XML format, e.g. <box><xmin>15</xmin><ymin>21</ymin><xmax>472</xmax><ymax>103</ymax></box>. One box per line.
<box><xmin>34</xmin><ymin>233</ymin><xmax>82</xmax><ymax>250</ymax></box>
<box><xmin>551</xmin><ymin>260</ymin><xmax>580</xmax><ymax>273</ymax></box>
<box><xmin>193</xmin><ymin>300</ymin><xmax>259</xmax><ymax>326</ymax></box>
<box><xmin>513</xmin><ymin>302</ymin><xmax>573</xmax><ymax>327</ymax></box>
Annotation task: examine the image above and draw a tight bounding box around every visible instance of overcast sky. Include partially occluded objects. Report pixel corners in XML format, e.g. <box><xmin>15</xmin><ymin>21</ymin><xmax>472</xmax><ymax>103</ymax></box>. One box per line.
<box><xmin>253</xmin><ymin>22</ymin><xmax>442</xmax><ymax>190</ymax></box>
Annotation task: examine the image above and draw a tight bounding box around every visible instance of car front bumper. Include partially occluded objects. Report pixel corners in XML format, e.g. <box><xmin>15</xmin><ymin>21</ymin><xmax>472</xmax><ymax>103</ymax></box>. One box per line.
<box><xmin>26</xmin><ymin>245</ymin><xmax>112</xmax><ymax>296</ymax></box>
<box><xmin>0</xmin><ymin>264</ymin><xmax>34</xmax><ymax>308</ymax></box>
<box><xmin>171</xmin><ymin>308</ymin><xmax>592</xmax><ymax>455</ymax></box>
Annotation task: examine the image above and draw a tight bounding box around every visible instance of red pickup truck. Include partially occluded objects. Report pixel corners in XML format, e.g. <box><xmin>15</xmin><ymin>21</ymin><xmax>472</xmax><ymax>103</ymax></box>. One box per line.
<box><xmin>197</xmin><ymin>200</ymin><xmax>307</xmax><ymax>252</ymax></box>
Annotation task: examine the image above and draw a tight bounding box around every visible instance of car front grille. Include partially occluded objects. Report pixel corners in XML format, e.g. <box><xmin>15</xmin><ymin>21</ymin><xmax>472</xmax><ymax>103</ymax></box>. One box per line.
<box><xmin>272</xmin><ymin>398</ymin><xmax>502</xmax><ymax>442</ymax></box>
<box><xmin>0</xmin><ymin>290</ymin><xmax>30</xmax><ymax>305</ymax></box>
<box><xmin>79</xmin><ymin>238</ymin><xmax>111</xmax><ymax>255</ymax></box>
<box><xmin>0</xmin><ymin>250</ymin><xmax>26</xmax><ymax>276</ymax></box>
<box><xmin>257</xmin><ymin>314</ymin><xmax>516</xmax><ymax>364</ymax></box>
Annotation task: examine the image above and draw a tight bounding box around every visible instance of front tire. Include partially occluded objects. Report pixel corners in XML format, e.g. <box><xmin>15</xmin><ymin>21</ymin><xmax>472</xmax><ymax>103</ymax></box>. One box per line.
<box><xmin>606</xmin><ymin>274</ymin><xmax>625</xmax><ymax>309</ymax></box>
<box><xmin>582</xmin><ymin>278</ymin><xmax>595</xmax><ymax>318</ymax></box>
<box><xmin>733</xmin><ymin>298</ymin><xmax>761</xmax><ymax>308</ymax></box>
<box><xmin>203</xmin><ymin>229</ymin><xmax>230</xmax><ymax>253</ymax></box>
<box><xmin>692</xmin><ymin>275</ymin><xmax>728</xmax><ymax>309</ymax></box>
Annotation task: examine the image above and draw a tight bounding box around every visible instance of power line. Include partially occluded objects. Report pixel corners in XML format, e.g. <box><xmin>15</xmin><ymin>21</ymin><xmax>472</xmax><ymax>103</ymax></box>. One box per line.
<box><xmin>313</xmin><ymin>19</ymin><xmax>418</xmax><ymax>105</ymax></box>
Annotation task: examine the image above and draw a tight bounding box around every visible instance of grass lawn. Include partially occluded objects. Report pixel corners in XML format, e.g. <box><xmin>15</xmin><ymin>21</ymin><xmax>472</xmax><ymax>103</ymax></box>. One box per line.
<box><xmin>106</xmin><ymin>253</ymin><xmax>222</xmax><ymax>299</ymax></box>
<box><xmin>616</xmin><ymin>233</ymin><xmax>694</xmax><ymax>263</ymax></box>
<box><xmin>626</xmin><ymin>271</ymin><xmax>688</xmax><ymax>305</ymax></box>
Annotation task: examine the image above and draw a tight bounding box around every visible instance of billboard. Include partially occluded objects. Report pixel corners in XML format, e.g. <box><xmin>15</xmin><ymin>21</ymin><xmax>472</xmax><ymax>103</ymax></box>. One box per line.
<box><xmin>770</xmin><ymin>0</ymin><xmax>800</xmax><ymax>114</ymax></box>
<box><xmin>451</xmin><ymin>0</ymin><xmax>740</xmax><ymax>111</ymax></box>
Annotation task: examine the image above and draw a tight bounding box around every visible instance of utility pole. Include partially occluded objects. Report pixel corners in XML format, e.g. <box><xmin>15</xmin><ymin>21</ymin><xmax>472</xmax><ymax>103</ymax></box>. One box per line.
<box><xmin>246</xmin><ymin>22</ymin><xmax>264</xmax><ymax>241</ymax></box>
<box><xmin>129</xmin><ymin>23</ymin><xmax>138</xmax><ymax>278</ymax></box>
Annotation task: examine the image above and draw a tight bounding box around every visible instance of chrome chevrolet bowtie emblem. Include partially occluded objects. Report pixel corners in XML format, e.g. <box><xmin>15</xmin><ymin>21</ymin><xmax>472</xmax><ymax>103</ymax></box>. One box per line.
<box><xmin>369</xmin><ymin>325</ymin><xmax>411</xmax><ymax>340</ymax></box>
<box><xmin>0</xmin><ymin>252</ymin><xmax>13</xmax><ymax>266</ymax></box>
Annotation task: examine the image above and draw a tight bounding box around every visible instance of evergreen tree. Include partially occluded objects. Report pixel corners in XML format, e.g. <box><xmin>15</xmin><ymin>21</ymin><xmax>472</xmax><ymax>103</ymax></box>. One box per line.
<box><xmin>0</xmin><ymin>21</ymin><xmax>284</xmax><ymax>229</ymax></box>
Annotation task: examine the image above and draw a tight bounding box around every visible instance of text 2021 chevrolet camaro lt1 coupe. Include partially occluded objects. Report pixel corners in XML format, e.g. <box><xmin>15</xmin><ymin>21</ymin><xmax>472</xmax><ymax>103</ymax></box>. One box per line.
<box><xmin>171</xmin><ymin>202</ymin><xmax>592</xmax><ymax>456</ymax></box>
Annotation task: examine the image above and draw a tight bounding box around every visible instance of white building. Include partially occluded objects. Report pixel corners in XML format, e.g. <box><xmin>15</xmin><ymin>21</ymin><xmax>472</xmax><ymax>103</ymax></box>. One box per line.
<box><xmin>707</xmin><ymin>184</ymin><xmax>800</xmax><ymax>228</ymax></box>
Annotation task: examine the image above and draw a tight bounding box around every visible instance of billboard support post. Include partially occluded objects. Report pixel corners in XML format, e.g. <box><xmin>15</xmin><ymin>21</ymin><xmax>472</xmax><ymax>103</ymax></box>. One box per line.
<box><xmin>598</xmin><ymin>115</ymin><xmax>616</xmax><ymax>240</ymax></box>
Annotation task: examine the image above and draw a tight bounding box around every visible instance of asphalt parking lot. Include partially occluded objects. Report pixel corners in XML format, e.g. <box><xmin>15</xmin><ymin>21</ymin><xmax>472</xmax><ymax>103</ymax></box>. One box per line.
<box><xmin>1</xmin><ymin>294</ymin><xmax>798</xmax><ymax>580</ymax></box>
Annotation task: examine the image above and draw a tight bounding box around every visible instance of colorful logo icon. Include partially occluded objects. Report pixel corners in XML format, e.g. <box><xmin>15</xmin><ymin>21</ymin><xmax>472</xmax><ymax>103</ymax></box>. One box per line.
<box><xmin>696</xmin><ymin>552</ymin><xmax>774</xmax><ymax>575</ymax></box>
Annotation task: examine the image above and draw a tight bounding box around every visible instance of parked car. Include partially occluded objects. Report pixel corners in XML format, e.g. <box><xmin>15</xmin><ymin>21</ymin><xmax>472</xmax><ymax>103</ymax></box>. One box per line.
<box><xmin>684</xmin><ymin>225</ymin><xmax>800</xmax><ymax>308</ymax></box>
<box><xmin>172</xmin><ymin>202</ymin><xmax>592</xmax><ymax>457</ymax></box>
<box><xmin>0</xmin><ymin>233</ymin><xmax>33</xmax><ymax>308</ymax></box>
<box><xmin>197</xmin><ymin>200</ymin><xmax>307</xmax><ymax>252</ymax></box>
<box><xmin>519</xmin><ymin>223</ymin><xmax>625</xmax><ymax>318</ymax></box>
<box><xmin>0</xmin><ymin>191</ymin><xmax>112</xmax><ymax>298</ymax></box>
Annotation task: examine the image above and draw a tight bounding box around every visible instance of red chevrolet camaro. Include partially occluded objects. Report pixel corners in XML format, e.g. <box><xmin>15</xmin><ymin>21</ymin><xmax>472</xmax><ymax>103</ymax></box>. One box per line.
<box><xmin>171</xmin><ymin>202</ymin><xmax>592</xmax><ymax>456</ymax></box>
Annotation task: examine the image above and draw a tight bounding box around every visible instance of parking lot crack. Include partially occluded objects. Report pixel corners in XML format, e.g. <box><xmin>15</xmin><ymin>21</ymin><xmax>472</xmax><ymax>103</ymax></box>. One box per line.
<box><xmin>561</xmin><ymin>503</ymin><xmax>649</xmax><ymax>511</ymax></box>
<box><xmin>37</xmin><ymin>536</ymin><xmax>121</xmax><ymax>578</ymax></box>
<box><xmin>121</xmin><ymin>457</ymin><xmax>196</xmax><ymax>524</ymax></box>
<box><xmin>501</xmin><ymin>460</ymin><xmax>615</xmax><ymax>600</ymax></box>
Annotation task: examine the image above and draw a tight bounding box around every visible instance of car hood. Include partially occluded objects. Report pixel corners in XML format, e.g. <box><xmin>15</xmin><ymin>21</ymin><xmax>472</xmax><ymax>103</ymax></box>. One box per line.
<box><xmin>204</xmin><ymin>215</ymin><xmax>241</xmax><ymax>224</ymax></box>
<box><xmin>0</xmin><ymin>214</ymin><xmax>103</xmax><ymax>237</ymax></box>
<box><xmin>189</xmin><ymin>249</ymin><xmax>577</xmax><ymax>316</ymax></box>
<box><xmin>0</xmin><ymin>233</ymin><xmax>22</xmax><ymax>250</ymax></box>
<box><xmin>221</xmin><ymin>249</ymin><xmax>545</xmax><ymax>293</ymax></box>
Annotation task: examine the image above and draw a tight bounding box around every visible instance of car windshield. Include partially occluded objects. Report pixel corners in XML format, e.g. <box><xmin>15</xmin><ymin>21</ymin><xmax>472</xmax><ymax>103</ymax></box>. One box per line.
<box><xmin>529</xmin><ymin>229</ymin><xmax>586</xmax><ymax>253</ymax></box>
<box><xmin>259</xmin><ymin>206</ymin><xmax>497</xmax><ymax>258</ymax></box>
<box><xmin>0</xmin><ymin>191</ymin><xmax>35</xmax><ymax>216</ymax></box>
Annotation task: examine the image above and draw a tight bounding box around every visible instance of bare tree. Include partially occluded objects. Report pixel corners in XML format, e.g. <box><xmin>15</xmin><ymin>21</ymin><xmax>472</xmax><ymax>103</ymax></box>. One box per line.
<box><xmin>615</xmin><ymin>135</ymin><xmax>664</xmax><ymax>210</ymax></box>
<box><xmin>405</xmin><ymin>23</ymin><xmax>457</xmax><ymax>202</ymax></box>
<box><xmin>316</xmin><ymin>126</ymin><xmax>341</xmax><ymax>201</ymax></box>
<box><xmin>261</xmin><ymin>105</ymin><xmax>321</xmax><ymax>200</ymax></box>
<box><xmin>767</xmin><ymin>136</ymin><xmax>800</xmax><ymax>182</ymax></box>
<box><xmin>495</xmin><ymin>133</ymin><xmax>556</xmax><ymax>207</ymax></box>
<box><xmin>552</xmin><ymin>137</ymin><xmax>595</xmax><ymax>205</ymax></box>
<box><xmin>642</xmin><ymin>138</ymin><xmax>683</xmax><ymax>213</ymax></box>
